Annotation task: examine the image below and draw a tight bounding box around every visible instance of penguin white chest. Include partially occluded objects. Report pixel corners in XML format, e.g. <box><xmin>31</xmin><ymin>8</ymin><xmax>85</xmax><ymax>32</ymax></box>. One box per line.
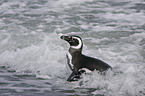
<box><xmin>67</xmin><ymin>52</ymin><xmax>73</xmax><ymax>70</ymax></box>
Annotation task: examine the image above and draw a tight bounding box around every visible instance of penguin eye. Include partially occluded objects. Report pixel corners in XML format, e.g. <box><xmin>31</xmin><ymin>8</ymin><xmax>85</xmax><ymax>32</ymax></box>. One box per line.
<box><xmin>72</xmin><ymin>37</ymin><xmax>75</xmax><ymax>40</ymax></box>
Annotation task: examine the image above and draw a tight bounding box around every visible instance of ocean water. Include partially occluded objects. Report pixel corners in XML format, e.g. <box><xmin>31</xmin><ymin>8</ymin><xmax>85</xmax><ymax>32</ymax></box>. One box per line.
<box><xmin>0</xmin><ymin>0</ymin><xmax>145</xmax><ymax>96</ymax></box>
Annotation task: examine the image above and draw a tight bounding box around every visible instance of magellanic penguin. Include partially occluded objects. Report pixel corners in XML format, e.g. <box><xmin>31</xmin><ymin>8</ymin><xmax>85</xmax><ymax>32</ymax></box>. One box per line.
<box><xmin>60</xmin><ymin>35</ymin><xmax>112</xmax><ymax>82</ymax></box>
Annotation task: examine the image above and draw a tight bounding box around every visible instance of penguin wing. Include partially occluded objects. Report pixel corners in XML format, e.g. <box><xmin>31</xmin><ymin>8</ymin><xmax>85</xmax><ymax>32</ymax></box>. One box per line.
<box><xmin>81</xmin><ymin>55</ymin><xmax>112</xmax><ymax>72</ymax></box>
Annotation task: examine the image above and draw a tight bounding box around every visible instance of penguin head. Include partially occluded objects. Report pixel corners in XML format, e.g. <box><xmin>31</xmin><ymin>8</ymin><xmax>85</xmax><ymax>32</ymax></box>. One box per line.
<box><xmin>60</xmin><ymin>35</ymin><xmax>83</xmax><ymax>49</ymax></box>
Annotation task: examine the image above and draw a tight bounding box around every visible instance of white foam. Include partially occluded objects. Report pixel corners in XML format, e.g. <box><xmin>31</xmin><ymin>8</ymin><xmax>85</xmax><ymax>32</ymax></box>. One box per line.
<box><xmin>104</xmin><ymin>13</ymin><xmax>145</xmax><ymax>24</ymax></box>
<box><xmin>0</xmin><ymin>33</ymin><xmax>67</xmax><ymax>77</ymax></box>
<box><xmin>54</xmin><ymin>0</ymin><xmax>91</xmax><ymax>7</ymax></box>
<box><xmin>79</xmin><ymin>68</ymin><xmax>144</xmax><ymax>96</ymax></box>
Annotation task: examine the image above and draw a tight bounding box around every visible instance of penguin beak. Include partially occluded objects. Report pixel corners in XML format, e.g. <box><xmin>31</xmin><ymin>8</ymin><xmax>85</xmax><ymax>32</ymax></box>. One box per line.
<box><xmin>60</xmin><ymin>35</ymin><xmax>70</xmax><ymax>41</ymax></box>
<box><xmin>60</xmin><ymin>35</ymin><xmax>65</xmax><ymax>40</ymax></box>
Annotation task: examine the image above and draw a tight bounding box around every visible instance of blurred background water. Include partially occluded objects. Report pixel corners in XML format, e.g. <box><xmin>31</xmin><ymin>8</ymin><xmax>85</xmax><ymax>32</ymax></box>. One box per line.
<box><xmin>0</xmin><ymin>0</ymin><xmax>145</xmax><ymax>96</ymax></box>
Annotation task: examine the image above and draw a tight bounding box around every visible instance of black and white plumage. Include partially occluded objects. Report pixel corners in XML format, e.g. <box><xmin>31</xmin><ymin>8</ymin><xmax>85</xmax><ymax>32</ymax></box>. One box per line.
<box><xmin>60</xmin><ymin>35</ymin><xmax>112</xmax><ymax>82</ymax></box>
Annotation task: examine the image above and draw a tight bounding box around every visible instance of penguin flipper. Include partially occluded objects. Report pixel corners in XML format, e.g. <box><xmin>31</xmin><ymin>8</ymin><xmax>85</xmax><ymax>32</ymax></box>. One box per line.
<box><xmin>67</xmin><ymin>69</ymin><xmax>81</xmax><ymax>82</ymax></box>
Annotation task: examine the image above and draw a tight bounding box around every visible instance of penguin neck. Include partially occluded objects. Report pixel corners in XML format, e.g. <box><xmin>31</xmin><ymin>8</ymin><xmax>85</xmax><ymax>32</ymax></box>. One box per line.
<box><xmin>69</xmin><ymin>47</ymin><xmax>82</xmax><ymax>56</ymax></box>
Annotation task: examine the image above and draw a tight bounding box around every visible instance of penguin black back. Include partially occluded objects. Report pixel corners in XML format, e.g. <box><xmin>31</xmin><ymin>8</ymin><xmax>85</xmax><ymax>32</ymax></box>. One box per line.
<box><xmin>60</xmin><ymin>35</ymin><xmax>112</xmax><ymax>82</ymax></box>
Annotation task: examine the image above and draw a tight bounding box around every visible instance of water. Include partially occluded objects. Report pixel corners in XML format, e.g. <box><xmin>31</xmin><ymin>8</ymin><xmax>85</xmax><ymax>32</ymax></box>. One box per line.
<box><xmin>0</xmin><ymin>0</ymin><xmax>145</xmax><ymax>96</ymax></box>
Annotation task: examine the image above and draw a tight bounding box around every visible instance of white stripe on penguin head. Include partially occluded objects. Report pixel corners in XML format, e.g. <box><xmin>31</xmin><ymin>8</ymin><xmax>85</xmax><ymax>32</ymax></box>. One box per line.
<box><xmin>71</xmin><ymin>37</ymin><xmax>82</xmax><ymax>49</ymax></box>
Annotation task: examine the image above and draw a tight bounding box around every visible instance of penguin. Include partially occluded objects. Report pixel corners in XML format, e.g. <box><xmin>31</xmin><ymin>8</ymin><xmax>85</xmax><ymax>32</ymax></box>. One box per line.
<box><xmin>60</xmin><ymin>35</ymin><xmax>112</xmax><ymax>82</ymax></box>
